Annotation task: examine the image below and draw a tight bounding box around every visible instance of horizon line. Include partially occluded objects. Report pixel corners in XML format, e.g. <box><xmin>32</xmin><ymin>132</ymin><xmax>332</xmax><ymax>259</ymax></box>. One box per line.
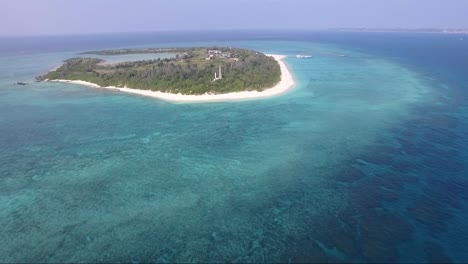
<box><xmin>1</xmin><ymin>27</ymin><xmax>468</xmax><ymax>38</ymax></box>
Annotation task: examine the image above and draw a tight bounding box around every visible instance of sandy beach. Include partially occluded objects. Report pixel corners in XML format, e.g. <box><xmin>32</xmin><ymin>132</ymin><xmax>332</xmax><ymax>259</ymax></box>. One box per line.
<box><xmin>48</xmin><ymin>54</ymin><xmax>295</xmax><ymax>103</ymax></box>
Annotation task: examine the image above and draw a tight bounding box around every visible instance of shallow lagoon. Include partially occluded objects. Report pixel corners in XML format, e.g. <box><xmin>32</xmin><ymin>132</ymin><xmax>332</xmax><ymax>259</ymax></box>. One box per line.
<box><xmin>0</xmin><ymin>33</ymin><xmax>467</xmax><ymax>262</ymax></box>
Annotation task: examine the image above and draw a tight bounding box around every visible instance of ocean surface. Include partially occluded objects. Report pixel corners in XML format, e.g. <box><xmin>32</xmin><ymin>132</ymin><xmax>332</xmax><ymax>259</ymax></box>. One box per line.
<box><xmin>0</xmin><ymin>31</ymin><xmax>467</xmax><ymax>262</ymax></box>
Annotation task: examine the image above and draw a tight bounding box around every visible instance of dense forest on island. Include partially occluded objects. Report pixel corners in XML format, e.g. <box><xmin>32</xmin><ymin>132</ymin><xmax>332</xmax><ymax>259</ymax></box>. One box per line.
<box><xmin>38</xmin><ymin>47</ymin><xmax>281</xmax><ymax>95</ymax></box>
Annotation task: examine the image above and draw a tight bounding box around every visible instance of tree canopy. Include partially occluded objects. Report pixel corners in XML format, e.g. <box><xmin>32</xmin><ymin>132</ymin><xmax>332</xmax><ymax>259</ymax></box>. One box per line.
<box><xmin>38</xmin><ymin>47</ymin><xmax>281</xmax><ymax>95</ymax></box>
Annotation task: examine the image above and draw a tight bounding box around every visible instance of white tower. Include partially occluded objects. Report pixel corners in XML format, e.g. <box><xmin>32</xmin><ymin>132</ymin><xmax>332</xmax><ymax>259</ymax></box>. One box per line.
<box><xmin>213</xmin><ymin>65</ymin><xmax>223</xmax><ymax>82</ymax></box>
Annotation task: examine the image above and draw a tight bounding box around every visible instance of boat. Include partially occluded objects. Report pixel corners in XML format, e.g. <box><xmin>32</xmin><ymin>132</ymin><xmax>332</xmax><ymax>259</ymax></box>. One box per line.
<box><xmin>296</xmin><ymin>54</ymin><xmax>312</xmax><ymax>59</ymax></box>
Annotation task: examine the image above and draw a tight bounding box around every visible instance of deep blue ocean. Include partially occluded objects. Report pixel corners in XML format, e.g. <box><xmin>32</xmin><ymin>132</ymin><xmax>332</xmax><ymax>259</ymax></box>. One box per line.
<box><xmin>0</xmin><ymin>31</ymin><xmax>467</xmax><ymax>262</ymax></box>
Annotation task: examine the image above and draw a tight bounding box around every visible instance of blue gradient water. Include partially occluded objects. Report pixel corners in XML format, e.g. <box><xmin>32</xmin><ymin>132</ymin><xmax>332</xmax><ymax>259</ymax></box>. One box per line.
<box><xmin>0</xmin><ymin>32</ymin><xmax>467</xmax><ymax>262</ymax></box>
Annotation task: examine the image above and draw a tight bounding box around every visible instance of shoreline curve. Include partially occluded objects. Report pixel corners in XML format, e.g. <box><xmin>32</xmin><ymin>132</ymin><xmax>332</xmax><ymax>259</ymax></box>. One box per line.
<box><xmin>47</xmin><ymin>54</ymin><xmax>295</xmax><ymax>103</ymax></box>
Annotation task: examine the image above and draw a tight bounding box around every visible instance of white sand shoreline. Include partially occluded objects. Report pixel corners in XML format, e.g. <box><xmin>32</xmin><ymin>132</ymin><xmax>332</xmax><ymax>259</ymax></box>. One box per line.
<box><xmin>48</xmin><ymin>54</ymin><xmax>295</xmax><ymax>103</ymax></box>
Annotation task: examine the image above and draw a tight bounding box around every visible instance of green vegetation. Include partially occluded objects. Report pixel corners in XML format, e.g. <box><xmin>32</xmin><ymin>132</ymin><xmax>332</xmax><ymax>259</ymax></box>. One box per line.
<box><xmin>38</xmin><ymin>47</ymin><xmax>281</xmax><ymax>95</ymax></box>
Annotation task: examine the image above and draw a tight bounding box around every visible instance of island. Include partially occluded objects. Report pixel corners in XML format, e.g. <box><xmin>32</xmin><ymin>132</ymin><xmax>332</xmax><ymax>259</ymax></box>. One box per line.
<box><xmin>331</xmin><ymin>28</ymin><xmax>468</xmax><ymax>34</ymax></box>
<box><xmin>37</xmin><ymin>47</ymin><xmax>295</xmax><ymax>102</ymax></box>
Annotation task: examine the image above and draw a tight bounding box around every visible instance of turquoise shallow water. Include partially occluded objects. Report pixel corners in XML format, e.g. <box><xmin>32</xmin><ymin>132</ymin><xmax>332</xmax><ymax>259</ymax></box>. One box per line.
<box><xmin>0</xmin><ymin>33</ymin><xmax>467</xmax><ymax>262</ymax></box>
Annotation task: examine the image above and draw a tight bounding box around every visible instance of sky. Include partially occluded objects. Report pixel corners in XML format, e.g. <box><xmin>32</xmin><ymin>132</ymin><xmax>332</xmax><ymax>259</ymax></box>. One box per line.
<box><xmin>1</xmin><ymin>0</ymin><xmax>468</xmax><ymax>36</ymax></box>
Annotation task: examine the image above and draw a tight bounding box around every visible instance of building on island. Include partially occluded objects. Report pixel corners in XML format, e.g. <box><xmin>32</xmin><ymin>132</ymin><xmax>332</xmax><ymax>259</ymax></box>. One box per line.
<box><xmin>206</xmin><ymin>48</ymin><xmax>232</xmax><ymax>60</ymax></box>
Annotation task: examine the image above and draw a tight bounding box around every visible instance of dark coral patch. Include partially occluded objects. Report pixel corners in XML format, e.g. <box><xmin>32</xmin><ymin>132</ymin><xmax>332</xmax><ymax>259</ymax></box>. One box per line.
<box><xmin>415</xmin><ymin>142</ymin><xmax>459</xmax><ymax>159</ymax></box>
<box><xmin>361</xmin><ymin>154</ymin><xmax>395</xmax><ymax>166</ymax></box>
<box><xmin>436</xmin><ymin>178</ymin><xmax>468</xmax><ymax>200</ymax></box>
<box><xmin>350</xmin><ymin>184</ymin><xmax>399</xmax><ymax>210</ymax></box>
<box><xmin>361</xmin><ymin>210</ymin><xmax>414</xmax><ymax>242</ymax></box>
<box><xmin>364</xmin><ymin>144</ymin><xmax>402</xmax><ymax>156</ymax></box>
<box><xmin>399</xmin><ymin>128</ymin><xmax>418</xmax><ymax>138</ymax></box>
<box><xmin>391</xmin><ymin>160</ymin><xmax>420</xmax><ymax>173</ymax></box>
<box><xmin>406</xmin><ymin>195</ymin><xmax>453</xmax><ymax>233</ymax></box>
<box><xmin>421</xmin><ymin>155</ymin><xmax>465</xmax><ymax>173</ymax></box>
<box><xmin>424</xmin><ymin>129</ymin><xmax>458</xmax><ymax>146</ymax></box>
<box><xmin>408</xmin><ymin>105</ymin><xmax>450</xmax><ymax>116</ymax></box>
<box><xmin>426</xmin><ymin>114</ymin><xmax>459</xmax><ymax>129</ymax></box>
<box><xmin>425</xmin><ymin>178</ymin><xmax>468</xmax><ymax>208</ymax></box>
<box><xmin>333</xmin><ymin>165</ymin><xmax>366</xmax><ymax>182</ymax></box>
<box><xmin>374</xmin><ymin>145</ymin><xmax>402</xmax><ymax>155</ymax></box>
<box><xmin>359</xmin><ymin>211</ymin><xmax>413</xmax><ymax>263</ymax></box>
<box><xmin>280</xmin><ymin>236</ymin><xmax>332</xmax><ymax>263</ymax></box>
<box><xmin>405</xmin><ymin>113</ymin><xmax>459</xmax><ymax>131</ymax></box>
<box><xmin>308</xmin><ymin>213</ymin><xmax>359</xmax><ymax>259</ymax></box>
<box><xmin>361</xmin><ymin>240</ymin><xmax>399</xmax><ymax>263</ymax></box>
<box><xmin>397</xmin><ymin>138</ymin><xmax>420</xmax><ymax>156</ymax></box>
<box><xmin>424</xmin><ymin>241</ymin><xmax>453</xmax><ymax>263</ymax></box>
<box><xmin>367</xmin><ymin>173</ymin><xmax>418</xmax><ymax>190</ymax></box>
